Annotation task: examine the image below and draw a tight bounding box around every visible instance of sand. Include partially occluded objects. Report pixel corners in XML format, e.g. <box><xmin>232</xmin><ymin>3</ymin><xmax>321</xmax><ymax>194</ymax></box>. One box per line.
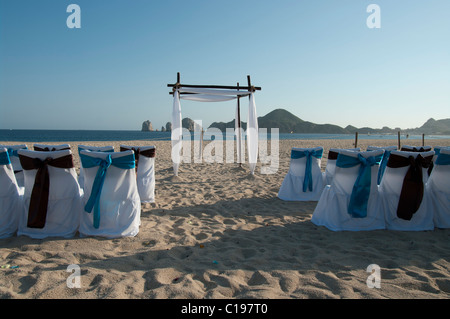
<box><xmin>0</xmin><ymin>138</ymin><xmax>449</xmax><ymax>299</ymax></box>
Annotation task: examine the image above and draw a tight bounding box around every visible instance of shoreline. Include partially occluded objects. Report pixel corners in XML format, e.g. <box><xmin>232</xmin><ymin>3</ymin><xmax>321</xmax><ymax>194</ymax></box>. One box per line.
<box><xmin>0</xmin><ymin>139</ymin><xmax>449</xmax><ymax>299</ymax></box>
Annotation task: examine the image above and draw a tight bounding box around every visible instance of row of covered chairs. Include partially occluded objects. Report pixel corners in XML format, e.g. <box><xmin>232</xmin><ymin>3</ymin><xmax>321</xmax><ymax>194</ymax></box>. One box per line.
<box><xmin>0</xmin><ymin>143</ymin><xmax>156</xmax><ymax>239</ymax></box>
<box><xmin>278</xmin><ymin>145</ymin><xmax>450</xmax><ymax>231</ymax></box>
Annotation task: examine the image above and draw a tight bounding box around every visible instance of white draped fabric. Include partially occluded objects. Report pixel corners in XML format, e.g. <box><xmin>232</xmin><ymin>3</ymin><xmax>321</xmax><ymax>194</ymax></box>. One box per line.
<box><xmin>172</xmin><ymin>91</ymin><xmax>182</xmax><ymax>176</ymax></box>
<box><xmin>171</xmin><ymin>88</ymin><xmax>258</xmax><ymax>175</ymax></box>
<box><xmin>178</xmin><ymin>88</ymin><xmax>251</xmax><ymax>96</ymax></box>
<box><xmin>235</xmin><ymin>101</ymin><xmax>243</xmax><ymax>164</ymax></box>
<box><xmin>247</xmin><ymin>93</ymin><xmax>258</xmax><ymax>175</ymax></box>
<box><xmin>180</xmin><ymin>94</ymin><xmax>237</xmax><ymax>102</ymax></box>
<box><xmin>0</xmin><ymin>148</ymin><xmax>22</xmax><ymax>238</ymax></box>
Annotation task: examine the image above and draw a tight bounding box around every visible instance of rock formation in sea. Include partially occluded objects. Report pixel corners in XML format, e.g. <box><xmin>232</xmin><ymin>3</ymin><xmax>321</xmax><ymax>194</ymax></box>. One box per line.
<box><xmin>142</xmin><ymin>120</ymin><xmax>153</xmax><ymax>132</ymax></box>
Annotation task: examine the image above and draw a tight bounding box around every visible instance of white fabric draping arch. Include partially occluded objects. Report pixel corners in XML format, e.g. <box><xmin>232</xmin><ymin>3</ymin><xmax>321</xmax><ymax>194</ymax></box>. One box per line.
<box><xmin>171</xmin><ymin>88</ymin><xmax>258</xmax><ymax>175</ymax></box>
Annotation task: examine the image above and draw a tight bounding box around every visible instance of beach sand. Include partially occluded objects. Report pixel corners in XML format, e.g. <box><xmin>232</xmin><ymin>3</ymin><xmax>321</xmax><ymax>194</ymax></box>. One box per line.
<box><xmin>0</xmin><ymin>138</ymin><xmax>449</xmax><ymax>299</ymax></box>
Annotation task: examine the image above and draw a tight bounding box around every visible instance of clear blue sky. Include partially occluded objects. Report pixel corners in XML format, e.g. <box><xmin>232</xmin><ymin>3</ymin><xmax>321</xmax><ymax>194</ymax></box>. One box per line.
<box><xmin>1</xmin><ymin>0</ymin><xmax>449</xmax><ymax>130</ymax></box>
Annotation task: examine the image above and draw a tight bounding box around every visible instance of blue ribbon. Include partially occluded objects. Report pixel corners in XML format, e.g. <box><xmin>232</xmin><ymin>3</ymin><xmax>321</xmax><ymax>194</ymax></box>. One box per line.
<box><xmin>336</xmin><ymin>152</ymin><xmax>383</xmax><ymax>218</ymax></box>
<box><xmin>435</xmin><ymin>152</ymin><xmax>450</xmax><ymax>166</ymax></box>
<box><xmin>0</xmin><ymin>152</ymin><xmax>11</xmax><ymax>165</ymax></box>
<box><xmin>6</xmin><ymin>146</ymin><xmax>27</xmax><ymax>158</ymax></box>
<box><xmin>80</xmin><ymin>153</ymin><xmax>135</xmax><ymax>229</ymax></box>
<box><xmin>377</xmin><ymin>150</ymin><xmax>392</xmax><ymax>185</ymax></box>
<box><xmin>291</xmin><ymin>148</ymin><xmax>323</xmax><ymax>192</ymax></box>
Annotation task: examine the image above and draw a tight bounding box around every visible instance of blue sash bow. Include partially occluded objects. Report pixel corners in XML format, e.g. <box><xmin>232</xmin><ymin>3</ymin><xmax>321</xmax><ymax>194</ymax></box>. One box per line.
<box><xmin>435</xmin><ymin>152</ymin><xmax>450</xmax><ymax>166</ymax></box>
<box><xmin>291</xmin><ymin>148</ymin><xmax>323</xmax><ymax>192</ymax></box>
<box><xmin>6</xmin><ymin>146</ymin><xmax>28</xmax><ymax>159</ymax></box>
<box><xmin>377</xmin><ymin>150</ymin><xmax>392</xmax><ymax>185</ymax></box>
<box><xmin>336</xmin><ymin>152</ymin><xmax>383</xmax><ymax>218</ymax></box>
<box><xmin>80</xmin><ymin>153</ymin><xmax>135</xmax><ymax>229</ymax></box>
<box><xmin>0</xmin><ymin>152</ymin><xmax>11</xmax><ymax>165</ymax></box>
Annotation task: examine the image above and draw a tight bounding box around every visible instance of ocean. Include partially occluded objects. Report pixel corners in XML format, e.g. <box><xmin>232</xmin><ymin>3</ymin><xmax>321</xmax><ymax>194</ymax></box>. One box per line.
<box><xmin>1</xmin><ymin>129</ymin><xmax>449</xmax><ymax>143</ymax></box>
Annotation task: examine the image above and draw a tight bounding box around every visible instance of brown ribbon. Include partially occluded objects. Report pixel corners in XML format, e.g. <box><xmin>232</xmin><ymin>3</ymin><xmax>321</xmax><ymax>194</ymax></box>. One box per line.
<box><xmin>328</xmin><ymin>150</ymin><xmax>339</xmax><ymax>160</ymax></box>
<box><xmin>34</xmin><ymin>146</ymin><xmax>71</xmax><ymax>152</ymax></box>
<box><xmin>387</xmin><ymin>153</ymin><xmax>433</xmax><ymax>221</ymax></box>
<box><xmin>19</xmin><ymin>154</ymin><xmax>74</xmax><ymax>229</ymax></box>
<box><xmin>400</xmin><ymin>147</ymin><xmax>434</xmax><ymax>175</ymax></box>
<box><xmin>120</xmin><ymin>147</ymin><xmax>155</xmax><ymax>172</ymax></box>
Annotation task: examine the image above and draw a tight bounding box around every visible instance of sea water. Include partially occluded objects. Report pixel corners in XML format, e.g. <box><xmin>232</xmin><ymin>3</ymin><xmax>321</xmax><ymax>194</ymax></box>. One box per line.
<box><xmin>1</xmin><ymin>129</ymin><xmax>449</xmax><ymax>142</ymax></box>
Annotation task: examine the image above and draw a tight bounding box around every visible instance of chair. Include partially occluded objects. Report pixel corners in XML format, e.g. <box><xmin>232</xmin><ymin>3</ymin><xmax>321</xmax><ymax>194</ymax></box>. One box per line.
<box><xmin>400</xmin><ymin>145</ymin><xmax>432</xmax><ymax>152</ymax></box>
<box><xmin>0</xmin><ymin>149</ymin><xmax>22</xmax><ymax>238</ymax></box>
<box><xmin>278</xmin><ymin>147</ymin><xmax>325</xmax><ymax>201</ymax></box>
<box><xmin>324</xmin><ymin>148</ymin><xmax>360</xmax><ymax>185</ymax></box>
<box><xmin>311</xmin><ymin>149</ymin><xmax>385</xmax><ymax>231</ymax></box>
<box><xmin>34</xmin><ymin>144</ymin><xmax>71</xmax><ymax>151</ymax></box>
<box><xmin>77</xmin><ymin>145</ymin><xmax>114</xmax><ymax>189</ymax></box>
<box><xmin>427</xmin><ymin>148</ymin><xmax>450</xmax><ymax>229</ymax></box>
<box><xmin>380</xmin><ymin>150</ymin><xmax>435</xmax><ymax>231</ymax></box>
<box><xmin>432</xmin><ymin>146</ymin><xmax>449</xmax><ymax>161</ymax></box>
<box><xmin>0</xmin><ymin>144</ymin><xmax>28</xmax><ymax>188</ymax></box>
<box><xmin>120</xmin><ymin>145</ymin><xmax>156</xmax><ymax>203</ymax></box>
<box><xmin>17</xmin><ymin>149</ymin><xmax>83</xmax><ymax>238</ymax></box>
<box><xmin>78</xmin><ymin>150</ymin><xmax>141</xmax><ymax>238</ymax></box>
<box><xmin>367</xmin><ymin>146</ymin><xmax>397</xmax><ymax>185</ymax></box>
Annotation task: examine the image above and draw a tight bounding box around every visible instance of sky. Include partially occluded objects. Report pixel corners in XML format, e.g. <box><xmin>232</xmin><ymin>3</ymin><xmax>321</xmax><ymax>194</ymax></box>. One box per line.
<box><xmin>0</xmin><ymin>0</ymin><xmax>449</xmax><ymax>131</ymax></box>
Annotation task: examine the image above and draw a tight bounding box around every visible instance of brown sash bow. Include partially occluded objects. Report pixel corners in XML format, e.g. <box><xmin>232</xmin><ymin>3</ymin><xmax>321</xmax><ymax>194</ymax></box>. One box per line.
<box><xmin>328</xmin><ymin>150</ymin><xmax>339</xmax><ymax>160</ymax></box>
<box><xmin>19</xmin><ymin>154</ymin><xmax>74</xmax><ymax>229</ymax></box>
<box><xmin>400</xmin><ymin>147</ymin><xmax>434</xmax><ymax>175</ymax></box>
<box><xmin>34</xmin><ymin>146</ymin><xmax>71</xmax><ymax>152</ymax></box>
<box><xmin>120</xmin><ymin>147</ymin><xmax>155</xmax><ymax>172</ymax></box>
<box><xmin>387</xmin><ymin>153</ymin><xmax>433</xmax><ymax>221</ymax></box>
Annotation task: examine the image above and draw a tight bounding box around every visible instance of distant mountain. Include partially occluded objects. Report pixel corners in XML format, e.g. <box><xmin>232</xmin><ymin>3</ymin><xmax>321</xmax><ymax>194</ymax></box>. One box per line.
<box><xmin>208</xmin><ymin>109</ymin><xmax>450</xmax><ymax>135</ymax></box>
<box><xmin>209</xmin><ymin>108</ymin><xmax>348</xmax><ymax>134</ymax></box>
<box><xmin>407</xmin><ymin>118</ymin><xmax>450</xmax><ymax>135</ymax></box>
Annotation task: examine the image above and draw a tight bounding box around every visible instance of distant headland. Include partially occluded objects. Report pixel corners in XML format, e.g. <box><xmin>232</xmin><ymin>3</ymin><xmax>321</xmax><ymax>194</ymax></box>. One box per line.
<box><xmin>142</xmin><ymin>108</ymin><xmax>450</xmax><ymax>135</ymax></box>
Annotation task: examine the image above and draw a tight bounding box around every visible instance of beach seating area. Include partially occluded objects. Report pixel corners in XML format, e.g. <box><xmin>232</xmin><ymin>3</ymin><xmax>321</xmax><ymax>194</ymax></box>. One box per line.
<box><xmin>0</xmin><ymin>143</ymin><xmax>155</xmax><ymax>239</ymax></box>
<box><xmin>0</xmin><ymin>139</ymin><xmax>449</xmax><ymax>299</ymax></box>
<box><xmin>278</xmin><ymin>145</ymin><xmax>450</xmax><ymax>232</ymax></box>
<box><xmin>2</xmin><ymin>142</ymin><xmax>449</xmax><ymax>240</ymax></box>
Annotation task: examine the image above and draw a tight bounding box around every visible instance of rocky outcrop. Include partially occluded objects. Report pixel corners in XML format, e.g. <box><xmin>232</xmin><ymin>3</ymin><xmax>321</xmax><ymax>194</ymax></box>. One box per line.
<box><xmin>142</xmin><ymin>120</ymin><xmax>153</xmax><ymax>132</ymax></box>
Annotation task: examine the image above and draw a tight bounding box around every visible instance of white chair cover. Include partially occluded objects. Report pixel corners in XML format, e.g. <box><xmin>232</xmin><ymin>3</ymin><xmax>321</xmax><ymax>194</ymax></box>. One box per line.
<box><xmin>77</xmin><ymin>145</ymin><xmax>115</xmax><ymax>189</ymax></box>
<box><xmin>33</xmin><ymin>143</ymin><xmax>71</xmax><ymax>151</ymax></box>
<box><xmin>311</xmin><ymin>149</ymin><xmax>385</xmax><ymax>231</ymax></box>
<box><xmin>278</xmin><ymin>147</ymin><xmax>325</xmax><ymax>201</ymax></box>
<box><xmin>324</xmin><ymin>148</ymin><xmax>360</xmax><ymax>185</ymax></box>
<box><xmin>380</xmin><ymin>150</ymin><xmax>435</xmax><ymax>231</ymax></box>
<box><xmin>0</xmin><ymin>144</ymin><xmax>28</xmax><ymax>188</ymax></box>
<box><xmin>367</xmin><ymin>146</ymin><xmax>398</xmax><ymax>185</ymax></box>
<box><xmin>79</xmin><ymin>150</ymin><xmax>141</xmax><ymax>238</ymax></box>
<box><xmin>120</xmin><ymin>145</ymin><xmax>156</xmax><ymax>203</ymax></box>
<box><xmin>17</xmin><ymin>149</ymin><xmax>83</xmax><ymax>239</ymax></box>
<box><xmin>0</xmin><ymin>148</ymin><xmax>22</xmax><ymax>238</ymax></box>
<box><xmin>427</xmin><ymin>148</ymin><xmax>450</xmax><ymax>229</ymax></box>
